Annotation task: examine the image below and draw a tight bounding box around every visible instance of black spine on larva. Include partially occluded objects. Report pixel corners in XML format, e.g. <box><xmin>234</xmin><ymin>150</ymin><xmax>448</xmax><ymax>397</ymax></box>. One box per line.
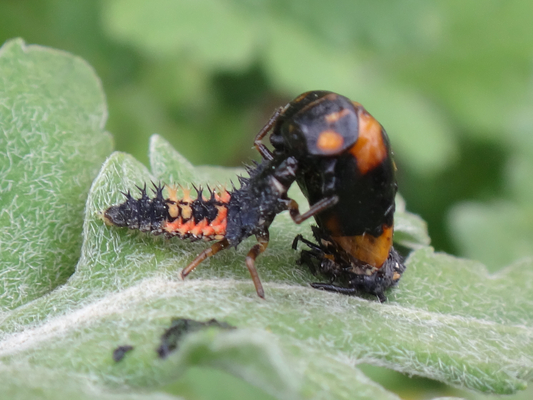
<box><xmin>104</xmin><ymin>183</ymin><xmax>169</xmax><ymax>234</ymax></box>
<box><xmin>150</xmin><ymin>183</ymin><xmax>168</xmax><ymax>233</ymax></box>
<box><xmin>190</xmin><ymin>186</ymin><xmax>220</xmax><ymax>224</ymax></box>
<box><xmin>124</xmin><ymin>192</ymin><xmax>140</xmax><ymax>229</ymax></box>
<box><xmin>190</xmin><ymin>186</ymin><xmax>208</xmax><ymax>223</ymax></box>
<box><xmin>205</xmin><ymin>189</ymin><xmax>221</xmax><ymax>222</ymax></box>
<box><xmin>137</xmin><ymin>185</ymin><xmax>152</xmax><ymax>232</ymax></box>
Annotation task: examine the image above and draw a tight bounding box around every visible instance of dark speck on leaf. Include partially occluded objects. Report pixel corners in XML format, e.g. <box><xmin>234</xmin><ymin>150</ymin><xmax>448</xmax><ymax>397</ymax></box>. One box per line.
<box><xmin>112</xmin><ymin>345</ymin><xmax>134</xmax><ymax>362</ymax></box>
<box><xmin>157</xmin><ymin>317</ymin><xmax>235</xmax><ymax>359</ymax></box>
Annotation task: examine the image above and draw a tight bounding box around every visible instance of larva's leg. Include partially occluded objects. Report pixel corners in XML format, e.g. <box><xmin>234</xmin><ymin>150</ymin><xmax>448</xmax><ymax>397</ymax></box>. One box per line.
<box><xmin>180</xmin><ymin>238</ymin><xmax>230</xmax><ymax>279</ymax></box>
<box><xmin>245</xmin><ymin>231</ymin><xmax>269</xmax><ymax>299</ymax></box>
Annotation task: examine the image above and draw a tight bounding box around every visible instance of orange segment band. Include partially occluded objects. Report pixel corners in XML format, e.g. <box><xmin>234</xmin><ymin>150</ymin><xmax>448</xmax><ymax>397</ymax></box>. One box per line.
<box><xmin>190</xmin><ymin>219</ymin><xmax>208</xmax><ymax>236</ymax></box>
<box><xmin>350</xmin><ymin>107</ymin><xmax>387</xmax><ymax>175</ymax></box>
<box><xmin>163</xmin><ymin>217</ymin><xmax>181</xmax><ymax>233</ymax></box>
<box><xmin>332</xmin><ymin>225</ymin><xmax>393</xmax><ymax>268</ymax></box>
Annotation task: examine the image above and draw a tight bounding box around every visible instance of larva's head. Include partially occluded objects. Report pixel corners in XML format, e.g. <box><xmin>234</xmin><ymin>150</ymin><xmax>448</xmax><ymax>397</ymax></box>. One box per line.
<box><xmin>102</xmin><ymin>204</ymin><xmax>128</xmax><ymax>227</ymax></box>
<box><xmin>102</xmin><ymin>191</ymin><xmax>138</xmax><ymax>228</ymax></box>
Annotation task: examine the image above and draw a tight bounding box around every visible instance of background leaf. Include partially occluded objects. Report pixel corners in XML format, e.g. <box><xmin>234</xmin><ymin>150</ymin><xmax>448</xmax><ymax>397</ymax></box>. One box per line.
<box><xmin>1</xmin><ymin>132</ymin><xmax>530</xmax><ymax>399</ymax></box>
<box><xmin>0</xmin><ymin>39</ymin><xmax>112</xmax><ymax>310</ymax></box>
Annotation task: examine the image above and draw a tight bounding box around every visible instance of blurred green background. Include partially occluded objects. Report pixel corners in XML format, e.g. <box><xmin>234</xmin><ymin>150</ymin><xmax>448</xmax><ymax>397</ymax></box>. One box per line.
<box><xmin>2</xmin><ymin>1</ymin><xmax>532</xmax><ymax>398</ymax></box>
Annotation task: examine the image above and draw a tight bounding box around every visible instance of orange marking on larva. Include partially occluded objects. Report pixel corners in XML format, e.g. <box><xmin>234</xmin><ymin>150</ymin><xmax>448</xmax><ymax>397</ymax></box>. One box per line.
<box><xmin>190</xmin><ymin>219</ymin><xmax>208</xmax><ymax>236</ymax></box>
<box><xmin>220</xmin><ymin>190</ymin><xmax>231</xmax><ymax>203</ymax></box>
<box><xmin>214</xmin><ymin>190</ymin><xmax>230</xmax><ymax>203</ymax></box>
<box><xmin>163</xmin><ymin>218</ymin><xmax>181</xmax><ymax>234</ymax></box>
<box><xmin>215</xmin><ymin>205</ymin><xmax>228</xmax><ymax>218</ymax></box>
<box><xmin>180</xmin><ymin>204</ymin><xmax>192</xmax><ymax>220</ymax></box>
<box><xmin>316</xmin><ymin>130</ymin><xmax>344</xmax><ymax>154</ymax></box>
<box><xmin>201</xmin><ymin>225</ymin><xmax>216</xmax><ymax>237</ymax></box>
<box><xmin>182</xmin><ymin>187</ymin><xmax>192</xmax><ymax>202</ymax></box>
<box><xmin>324</xmin><ymin>108</ymin><xmax>351</xmax><ymax>123</ymax></box>
<box><xmin>215</xmin><ymin>225</ymin><xmax>227</xmax><ymax>235</ymax></box>
<box><xmin>210</xmin><ymin>205</ymin><xmax>227</xmax><ymax>227</ymax></box>
<box><xmin>349</xmin><ymin>108</ymin><xmax>387</xmax><ymax>175</ymax></box>
<box><xmin>167</xmin><ymin>202</ymin><xmax>179</xmax><ymax>219</ymax></box>
<box><xmin>212</xmin><ymin>218</ymin><xmax>227</xmax><ymax>235</ymax></box>
<box><xmin>165</xmin><ymin>185</ymin><xmax>179</xmax><ymax>203</ymax></box>
<box><xmin>177</xmin><ymin>219</ymin><xmax>195</xmax><ymax>236</ymax></box>
<box><xmin>332</xmin><ymin>225</ymin><xmax>393</xmax><ymax>268</ymax></box>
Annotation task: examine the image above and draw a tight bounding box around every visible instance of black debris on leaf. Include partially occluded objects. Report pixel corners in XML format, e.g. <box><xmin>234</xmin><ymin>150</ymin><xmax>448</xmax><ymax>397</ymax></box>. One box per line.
<box><xmin>112</xmin><ymin>345</ymin><xmax>134</xmax><ymax>362</ymax></box>
<box><xmin>157</xmin><ymin>318</ymin><xmax>235</xmax><ymax>359</ymax></box>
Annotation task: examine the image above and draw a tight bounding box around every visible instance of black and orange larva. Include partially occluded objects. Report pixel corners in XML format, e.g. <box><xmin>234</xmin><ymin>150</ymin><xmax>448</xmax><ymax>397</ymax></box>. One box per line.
<box><xmin>103</xmin><ymin>156</ymin><xmax>332</xmax><ymax>298</ymax></box>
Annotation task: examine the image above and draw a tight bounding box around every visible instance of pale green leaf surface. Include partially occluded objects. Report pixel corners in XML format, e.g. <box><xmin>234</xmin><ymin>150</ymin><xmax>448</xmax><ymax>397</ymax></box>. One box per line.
<box><xmin>0</xmin><ymin>38</ymin><xmax>113</xmax><ymax>310</ymax></box>
<box><xmin>0</xmin><ymin>363</ymin><xmax>182</xmax><ymax>400</ymax></box>
<box><xmin>0</xmin><ymin>146</ymin><xmax>402</xmax><ymax>400</ymax></box>
<box><xmin>394</xmin><ymin>195</ymin><xmax>430</xmax><ymax>249</ymax></box>
<box><xmin>1</xmin><ymin>135</ymin><xmax>531</xmax><ymax>399</ymax></box>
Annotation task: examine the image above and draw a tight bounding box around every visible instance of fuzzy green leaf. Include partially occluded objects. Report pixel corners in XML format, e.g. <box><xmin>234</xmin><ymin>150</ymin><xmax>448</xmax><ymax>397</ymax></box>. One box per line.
<box><xmin>1</xmin><ymin>133</ymin><xmax>530</xmax><ymax>399</ymax></box>
<box><xmin>0</xmin><ymin>36</ymin><xmax>529</xmax><ymax>400</ymax></box>
<box><xmin>0</xmin><ymin>38</ymin><xmax>112</xmax><ymax>310</ymax></box>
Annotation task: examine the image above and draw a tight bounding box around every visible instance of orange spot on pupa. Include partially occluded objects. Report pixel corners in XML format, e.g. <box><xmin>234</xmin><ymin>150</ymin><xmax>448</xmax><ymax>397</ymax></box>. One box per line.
<box><xmin>316</xmin><ymin>130</ymin><xmax>344</xmax><ymax>154</ymax></box>
<box><xmin>350</xmin><ymin>108</ymin><xmax>387</xmax><ymax>175</ymax></box>
<box><xmin>324</xmin><ymin>108</ymin><xmax>351</xmax><ymax>123</ymax></box>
